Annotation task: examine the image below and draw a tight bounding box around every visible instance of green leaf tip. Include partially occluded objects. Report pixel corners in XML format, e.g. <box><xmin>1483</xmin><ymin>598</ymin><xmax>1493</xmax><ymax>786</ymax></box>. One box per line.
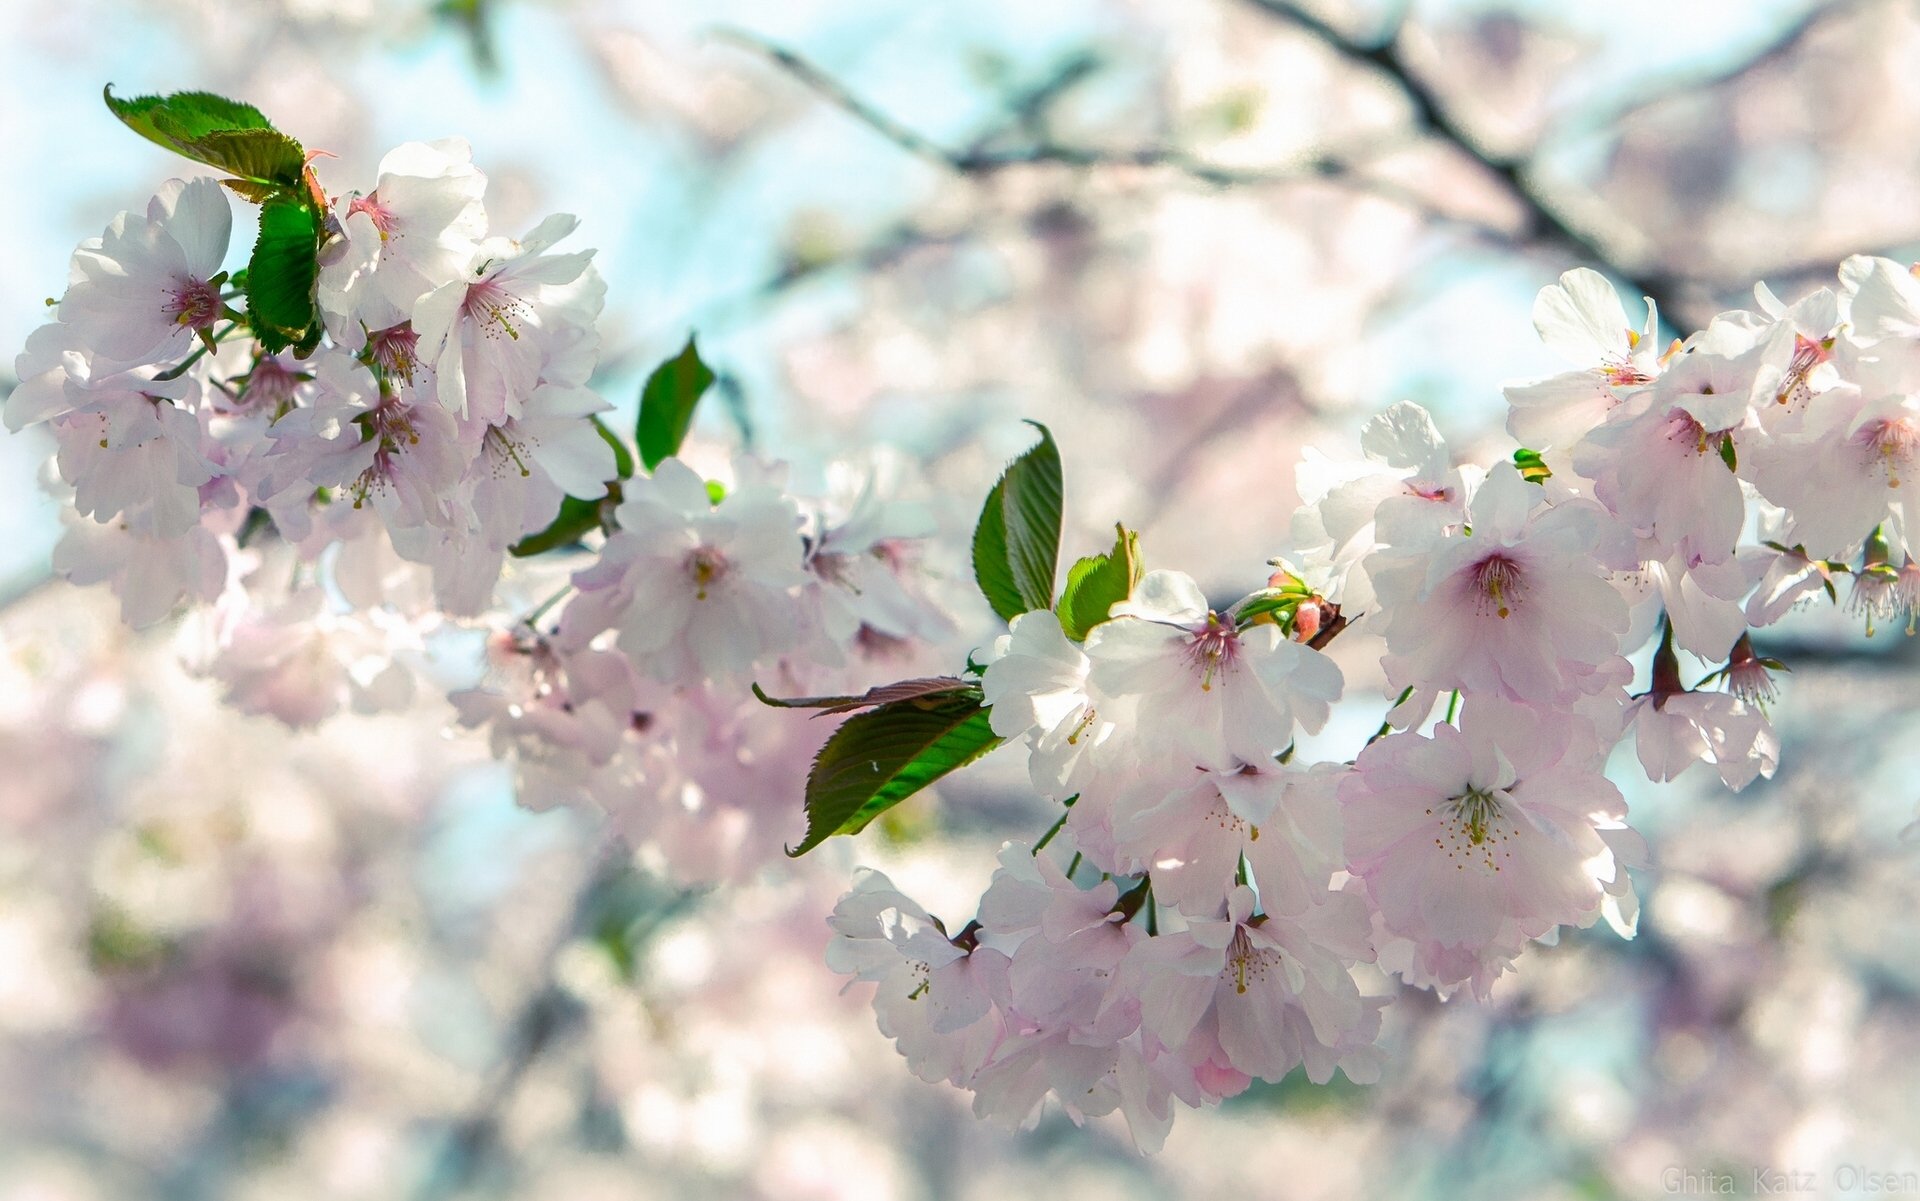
<box><xmin>104</xmin><ymin>86</ymin><xmax>304</xmax><ymax>187</ymax></box>
<box><xmin>971</xmin><ymin>421</ymin><xmax>1065</xmax><ymax>623</ymax></box>
<box><xmin>787</xmin><ymin>694</ymin><xmax>1002</xmax><ymax>856</ymax></box>
<box><xmin>637</xmin><ymin>336</ymin><xmax>717</xmax><ymax>472</ymax></box>
<box><xmin>1056</xmin><ymin>523</ymin><xmax>1141</xmax><ymax>641</ymax></box>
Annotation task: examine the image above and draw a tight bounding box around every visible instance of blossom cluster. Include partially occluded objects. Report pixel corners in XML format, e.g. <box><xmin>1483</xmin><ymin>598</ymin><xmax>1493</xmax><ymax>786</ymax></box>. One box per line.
<box><xmin>828</xmin><ymin>262</ymin><xmax>1919</xmax><ymax>1146</ymax></box>
<box><xmin>8</xmin><ymin>136</ymin><xmax>947</xmax><ymax>883</ymax></box>
<box><xmin>13</xmin><ymin>89</ymin><xmax>1917</xmax><ymax>1154</ymax></box>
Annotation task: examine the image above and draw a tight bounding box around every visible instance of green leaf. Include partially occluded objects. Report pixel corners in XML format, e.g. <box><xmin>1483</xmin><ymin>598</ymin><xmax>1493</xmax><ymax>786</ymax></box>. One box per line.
<box><xmin>178</xmin><ymin>128</ymin><xmax>306</xmax><ymax>187</ymax></box>
<box><xmin>971</xmin><ymin>422</ymin><xmax>1064</xmax><ymax>622</ymax></box>
<box><xmin>752</xmin><ymin>676</ymin><xmax>972</xmax><ymax>716</ymax></box>
<box><xmin>637</xmin><ymin>336</ymin><xmax>715</xmax><ymax>472</ymax></box>
<box><xmin>788</xmin><ymin>694</ymin><xmax>1002</xmax><ymax>856</ymax></box>
<box><xmin>245</xmin><ymin>195</ymin><xmax>321</xmax><ymax>353</ymax></box>
<box><xmin>1719</xmin><ymin>433</ymin><xmax>1738</xmax><ymax>472</ymax></box>
<box><xmin>104</xmin><ymin>86</ymin><xmax>303</xmax><ymax>185</ymax></box>
<box><xmin>593</xmin><ymin>415</ymin><xmax>635</xmax><ymax>479</ymax></box>
<box><xmin>511</xmin><ymin>494</ymin><xmax>604</xmax><ymax>557</ymax></box>
<box><xmin>1056</xmin><ymin>523</ymin><xmax>1141</xmax><ymax>640</ymax></box>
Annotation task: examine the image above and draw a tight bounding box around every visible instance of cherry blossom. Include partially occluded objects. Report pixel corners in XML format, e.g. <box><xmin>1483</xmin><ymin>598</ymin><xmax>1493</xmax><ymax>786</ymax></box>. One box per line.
<box><xmin>558</xmin><ymin>457</ymin><xmax>808</xmax><ymax>683</ymax></box>
<box><xmin>317</xmin><ymin>139</ymin><xmax>487</xmax><ymax>344</ymax></box>
<box><xmin>1372</xmin><ymin>461</ymin><xmax>1630</xmax><ymax>706</ymax></box>
<box><xmin>1084</xmin><ymin>569</ymin><xmax>1343</xmax><ymax>770</ymax></box>
<box><xmin>54</xmin><ymin>177</ymin><xmax>232</xmax><ymax>373</ymax></box>
<box><xmin>1503</xmin><ymin>267</ymin><xmax>1663</xmax><ymax>453</ymax></box>
<box><xmin>1342</xmin><ymin>699</ymin><xmax>1642</xmax><ymax>999</ymax></box>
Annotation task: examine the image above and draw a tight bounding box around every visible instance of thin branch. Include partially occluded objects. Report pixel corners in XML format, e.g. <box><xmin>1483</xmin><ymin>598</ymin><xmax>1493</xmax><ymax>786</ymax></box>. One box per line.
<box><xmin>710</xmin><ymin>28</ymin><xmax>958</xmax><ymax>170</ymax></box>
<box><xmin>1238</xmin><ymin>0</ymin><xmax>1694</xmax><ymax>326</ymax></box>
<box><xmin>713</xmin><ymin>26</ymin><xmax>1507</xmax><ymax>235</ymax></box>
<box><xmin>1539</xmin><ymin>0</ymin><xmax>1864</xmax><ymax>148</ymax></box>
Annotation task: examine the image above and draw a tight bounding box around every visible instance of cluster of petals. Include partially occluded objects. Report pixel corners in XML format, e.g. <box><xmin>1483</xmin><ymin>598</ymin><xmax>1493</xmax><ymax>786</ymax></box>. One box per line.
<box><xmin>11</xmin><ymin>147</ymin><xmax>947</xmax><ymax>888</ymax></box>
<box><xmin>830</xmin><ymin>258</ymin><xmax>1920</xmax><ymax>1144</ymax></box>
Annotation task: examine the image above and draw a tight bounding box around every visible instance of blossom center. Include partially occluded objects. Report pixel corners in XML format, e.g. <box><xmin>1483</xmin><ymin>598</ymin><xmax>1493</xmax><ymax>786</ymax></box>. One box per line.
<box><xmin>367</xmin><ymin>322</ymin><xmax>420</xmax><ymax>384</ymax></box>
<box><xmin>1183</xmin><ymin>613</ymin><xmax>1241</xmax><ymax>692</ymax></box>
<box><xmin>350</xmin><ymin>396</ymin><xmax>424</xmax><ymax>506</ymax></box>
<box><xmin>1467</xmin><ymin>552</ymin><xmax>1525</xmax><ymax>619</ymax></box>
<box><xmin>1777</xmin><ymin>333</ymin><xmax>1831</xmax><ymax>407</ymax></box>
<box><xmin>1602</xmin><ymin>354</ymin><xmax>1654</xmax><ymax>387</ymax></box>
<box><xmin>484</xmin><ymin>425</ymin><xmax>534</xmax><ymax>480</ymax></box>
<box><xmin>1660</xmin><ymin>409</ymin><xmax>1715</xmax><ymax>456</ymax></box>
<box><xmin>1858</xmin><ymin>417</ymin><xmax>1920</xmax><ymax>487</ymax></box>
<box><xmin>1430</xmin><ymin>785</ymin><xmax>1516</xmax><ymax>872</ymax></box>
<box><xmin>686</xmin><ymin>547</ymin><xmax>730</xmax><ymax>599</ymax></box>
<box><xmin>348</xmin><ymin>193</ymin><xmax>399</xmax><ymax>239</ymax></box>
<box><xmin>164</xmin><ymin>275</ymin><xmax>221</xmax><ymax>332</ymax></box>
<box><xmin>463</xmin><ymin>277</ymin><xmax>530</xmax><ymax>343</ymax></box>
<box><xmin>1222</xmin><ymin>927</ymin><xmax>1285</xmax><ymax>995</ymax></box>
<box><xmin>230</xmin><ymin>355</ymin><xmax>301</xmax><ymax>414</ymax></box>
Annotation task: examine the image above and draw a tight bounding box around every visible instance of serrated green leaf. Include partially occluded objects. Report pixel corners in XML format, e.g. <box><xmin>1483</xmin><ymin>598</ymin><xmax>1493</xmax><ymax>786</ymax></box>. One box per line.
<box><xmin>972</xmin><ymin>422</ymin><xmax>1064</xmax><ymax>622</ymax></box>
<box><xmin>105</xmin><ymin>87</ymin><xmax>302</xmax><ymax>185</ymax></box>
<box><xmin>592</xmin><ymin>415</ymin><xmax>635</xmax><ymax>479</ymax></box>
<box><xmin>244</xmin><ymin>195</ymin><xmax>320</xmax><ymax>352</ymax></box>
<box><xmin>637</xmin><ymin>336</ymin><xmax>715</xmax><ymax>472</ymax></box>
<box><xmin>176</xmin><ymin>128</ymin><xmax>306</xmax><ymax>187</ymax></box>
<box><xmin>788</xmin><ymin>695</ymin><xmax>1002</xmax><ymax>856</ymax></box>
<box><xmin>1056</xmin><ymin>523</ymin><xmax>1140</xmax><ymax>640</ymax></box>
<box><xmin>752</xmin><ymin>676</ymin><xmax>972</xmax><ymax>715</ymax></box>
<box><xmin>511</xmin><ymin>494</ymin><xmax>604</xmax><ymax>557</ymax></box>
<box><xmin>221</xmin><ymin>178</ymin><xmax>282</xmax><ymax>204</ymax></box>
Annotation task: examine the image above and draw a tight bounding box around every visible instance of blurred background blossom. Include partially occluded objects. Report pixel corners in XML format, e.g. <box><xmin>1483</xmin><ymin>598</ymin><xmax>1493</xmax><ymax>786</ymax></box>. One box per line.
<box><xmin>4</xmin><ymin>0</ymin><xmax>1920</xmax><ymax>1197</ymax></box>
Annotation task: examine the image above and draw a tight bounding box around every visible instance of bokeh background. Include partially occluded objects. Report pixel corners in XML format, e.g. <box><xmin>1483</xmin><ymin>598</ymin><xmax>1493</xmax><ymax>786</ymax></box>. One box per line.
<box><xmin>5</xmin><ymin>1</ymin><xmax>1920</xmax><ymax>1197</ymax></box>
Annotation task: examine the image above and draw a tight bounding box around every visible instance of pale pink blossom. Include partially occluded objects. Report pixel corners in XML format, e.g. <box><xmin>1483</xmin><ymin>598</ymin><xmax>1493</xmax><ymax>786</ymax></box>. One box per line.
<box><xmin>1084</xmin><ymin>570</ymin><xmax>1343</xmax><ymax>770</ymax></box>
<box><xmin>1372</xmin><ymin>461</ymin><xmax>1630</xmax><ymax>706</ymax></box>
<box><xmin>1342</xmin><ymin>699</ymin><xmax>1642</xmax><ymax>999</ymax></box>
<box><xmin>317</xmin><ymin>139</ymin><xmax>487</xmax><ymax>343</ymax></box>
<box><xmin>558</xmin><ymin>458</ymin><xmax>807</xmax><ymax>683</ymax></box>
<box><xmin>55</xmin><ymin>177</ymin><xmax>232</xmax><ymax>373</ymax></box>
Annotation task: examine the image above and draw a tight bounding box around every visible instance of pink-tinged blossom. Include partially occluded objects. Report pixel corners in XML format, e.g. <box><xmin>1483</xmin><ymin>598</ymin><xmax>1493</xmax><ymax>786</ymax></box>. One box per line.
<box><xmin>451</xmin><ymin>635</ymin><xmax>665</xmax><ymax>816</ymax></box>
<box><xmin>317</xmin><ymin>139</ymin><xmax>486</xmax><ymax>343</ymax></box>
<box><xmin>1290</xmin><ymin>401</ymin><xmax>1473</xmax><ymax>612</ymax></box>
<box><xmin>1504</xmin><ymin>267</ymin><xmax>1663</xmax><ymax>453</ymax></box>
<box><xmin>1839</xmin><ymin>254</ymin><xmax>1920</xmax><ymax>345</ymax></box>
<box><xmin>261</xmin><ymin>350</ymin><xmax>467</xmax><ymax>533</ymax></box>
<box><xmin>50</xmin><ymin>513</ymin><xmax>225</xmax><ymax>629</ymax></box>
<box><xmin>1084</xmin><ymin>570</ymin><xmax>1343</xmax><ymax>771</ymax></box>
<box><xmin>1342</xmin><ymin>699</ymin><xmax>1643</xmax><ymax>999</ymax></box>
<box><xmin>1740</xmin><ymin>540</ymin><xmax>1837</xmax><ymax>627</ymax></box>
<box><xmin>977</xmin><ymin>845</ymin><xmax>1139</xmax><ymax>1034</ymax></box>
<box><xmin>1372</xmin><ymin>461</ymin><xmax>1630</xmax><ymax>706</ymax></box>
<box><xmin>1747</xmin><ymin>379</ymin><xmax>1920</xmax><ymax>559</ymax></box>
<box><xmin>1109</xmin><ymin>763</ymin><xmax>1345</xmax><ymax>919</ymax></box>
<box><xmin>410</xmin><ymin>214</ymin><xmax>603</xmax><ymax>425</ymax></box>
<box><xmin>180</xmin><ymin>586</ymin><xmax>419</xmax><ymax>728</ymax></box>
<box><xmin>10</xmin><ymin>324</ymin><xmax>218</xmax><ymax>537</ymax></box>
<box><xmin>1574</xmin><ymin>347</ymin><xmax>1757</xmax><ymax>567</ymax></box>
<box><xmin>981</xmin><ymin>609</ymin><xmax>1113</xmax><ymax>799</ymax></box>
<box><xmin>463</xmin><ymin>382</ymin><xmax>617</xmax><ymax>552</ymax></box>
<box><xmin>1115</xmin><ymin>885</ymin><xmax>1382</xmax><ymax>1086</ymax></box>
<box><xmin>1627</xmin><ymin>690</ymin><xmax>1778</xmax><ymax>792</ymax></box>
<box><xmin>798</xmin><ymin>473</ymin><xmax>944</xmax><ymax>663</ymax></box>
<box><xmin>1737</xmin><ymin>283</ymin><xmax>1842</xmax><ymax>417</ymax></box>
<box><xmin>826</xmin><ymin>871</ymin><xmax>1009</xmax><ymax>1087</ymax></box>
<box><xmin>53</xmin><ymin>177</ymin><xmax>232</xmax><ymax>373</ymax></box>
<box><xmin>1617</xmin><ymin>547</ymin><xmax>1751</xmax><ymax>661</ymax></box>
<box><xmin>557</xmin><ymin>457</ymin><xmax>807</xmax><ymax>683</ymax></box>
